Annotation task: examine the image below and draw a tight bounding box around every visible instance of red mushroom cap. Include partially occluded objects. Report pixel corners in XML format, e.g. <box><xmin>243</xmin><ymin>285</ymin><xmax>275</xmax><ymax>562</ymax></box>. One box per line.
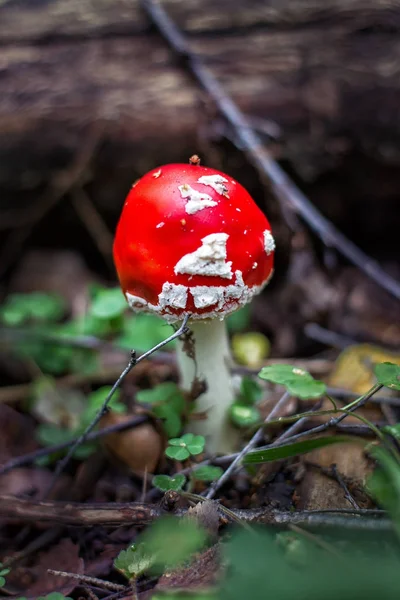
<box><xmin>113</xmin><ymin>163</ymin><xmax>275</xmax><ymax>322</ymax></box>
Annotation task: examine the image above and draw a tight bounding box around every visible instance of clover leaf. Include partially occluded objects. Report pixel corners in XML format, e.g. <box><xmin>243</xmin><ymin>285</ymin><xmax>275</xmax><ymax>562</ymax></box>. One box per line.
<box><xmin>166</xmin><ymin>433</ymin><xmax>205</xmax><ymax>461</ymax></box>
<box><xmin>258</xmin><ymin>364</ymin><xmax>326</xmax><ymax>399</ymax></box>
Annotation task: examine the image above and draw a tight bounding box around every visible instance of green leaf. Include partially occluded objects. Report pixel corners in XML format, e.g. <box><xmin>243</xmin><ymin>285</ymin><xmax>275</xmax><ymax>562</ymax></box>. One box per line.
<box><xmin>155</xmin><ymin>404</ymin><xmax>182</xmax><ymax>438</ymax></box>
<box><xmin>192</xmin><ymin>465</ymin><xmax>223</xmax><ymax>482</ymax></box>
<box><xmin>0</xmin><ymin>292</ymin><xmax>65</xmax><ymax>325</ymax></box>
<box><xmin>68</xmin><ymin>347</ymin><xmax>99</xmax><ymax>375</ymax></box>
<box><xmin>36</xmin><ymin>423</ymin><xmax>76</xmax><ymax>447</ymax></box>
<box><xmin>90</xmin><ymin>288</ymin><xmax>127</xmax><ymax>319</ymax></box>
<box><xmin>137</xmin><ymin>382</ymin><xmax>184</xmax><ymax>408</ymax></box>
<box><xmin>114</xmin><ymin>543</ymin><xmax>154</xmax><ymax>580</ymax></box>
<box><xmin>166</xmin><ymin>446</ymin><xmax>191</xmax><ymax>461</ymax></box>
<box><xmin>374</xmin><ymin>362</ymin><xmax>400</xmax><ymax>391</ymax></box>
<box><xmin>38</xmin><ymin>595</ymin><xmax>73</xmax><ymax>600</ymax></box>
<box><xmin>81</xmin><ymin>386</ymin><xmax>125</xmax><ymax>426</ymax></box>
<box><xmin>69</xmin><ymin>313</ymin><xmax>113</xmax><ymax>338</ymax></box>
<box><xmin>153</xmin><ymin>474</ymin><xmax>186</xmax><ymax>491</ymax></box>
<box><xmin>238</xmin><ymin>377</ymin><xmax>263</xmax><ymax>406</ymax></box>
<box><xmin>243</xmin><ymin>435</ymin><xmax>360</xmax><ymax>465</ymax></box>
<box><xmin>221</xmin><ymin>527</ymin><xmax>400</xmax><ymax>600</ymax></box>
<box><xmin>142</xmin><ymin>516</ymin><xmax>208</xmax><ymax>573</ymax></box>
<box><xmin>382</xmin><ymin>423</ymin><xmax>400</xmax><ymax>441</ymax></box>
<box><xmin>182</xmin><ymin>433</ymin><xmax>205</xmax><ymax>455</ymax></box>
<box><xmin>152</xmin><ymin>593</ymin><xmax>218</xmax><ymax>600</ymax></box>
<box><xmin>137</xmin><ymin>383</ymin><xmax>185</xmax><ymax>438</ymax></box>
<box><xmin>230</xmin><ymin>403</ymin><xmax>260</xmax><ymax>428</ymax></box>
<box><xmin>166</xmin><ymin>434</ymin><xmax>205</xmax><ymax>460</ymax></box>
<box><xmin>17</xmin><ymin>333</ymin><xmax>74</xmax><ymax>375</ymax></box>
<box><xmin>276</xmin><ymin>531</ymin><xmax>313</xmax><ymax>568</ymax></box>
<box><xmin>117</xmin><ymin>314</ymin><xmax>175</xmax><ymax>352</ymax></box>
<box><xmin>36</xmin><ymin>423</ymin><xmax>96</xmax><ymax>460</ymax></box>
<box><xmin>0</xmin><ymin>577</ymin><xmax>5</xmax><ymax>587</ymax></box>
<box><xmin>258</xmin><ymin>364</ymin><xmax>326</xmax><ymax>399</ymax></box>
<box><xmin>226</xmin><ymin>305</ymin><xmax>251</xmax><ymax>333</ymax></box>
<box><xmin>367</xmin><ymin>445</ymin><xmax>400</xmax><ymax>534</ymax></box>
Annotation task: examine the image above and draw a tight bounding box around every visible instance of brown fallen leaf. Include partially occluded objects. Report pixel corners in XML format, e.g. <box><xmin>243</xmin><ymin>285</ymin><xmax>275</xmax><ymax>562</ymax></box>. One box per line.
<box><xmin>296</xmin><ymin>441</ymin><xmax>372</xmax><ymax>511</ymax></box>
<box><xmin>6</xmin><ymin>538</ymin><xmax>83</xmax><ymax>599</ymax></box>
<box><xmin>294</xmin><ymin>344</ymin><xmax>395</xmax><ymax>511</ymax></box>
<box><xmin>329</xmin><ymin>344</ymin><xmax>400</xmax><ymax>395</ymax></box>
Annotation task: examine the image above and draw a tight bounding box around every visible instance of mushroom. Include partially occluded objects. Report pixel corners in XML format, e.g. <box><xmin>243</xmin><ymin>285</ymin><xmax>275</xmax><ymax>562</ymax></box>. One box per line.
<box><xmin>113</xmin><ymin>157</ymin><xmax>275</xmax><ymax>454</ymax></box>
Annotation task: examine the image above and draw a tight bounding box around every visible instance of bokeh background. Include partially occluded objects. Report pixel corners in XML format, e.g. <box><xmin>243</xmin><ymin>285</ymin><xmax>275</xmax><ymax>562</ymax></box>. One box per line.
<box><xmin>1</xmin><ymin>0</ymin><xmax>399</xmax><ymax>358</ymax></box>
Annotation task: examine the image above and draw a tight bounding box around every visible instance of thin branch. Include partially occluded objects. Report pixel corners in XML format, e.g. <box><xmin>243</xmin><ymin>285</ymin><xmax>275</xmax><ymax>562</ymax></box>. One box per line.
<box><xmin>178</xmin><ymin>402</ymin><xmax>323</xmax><ymax>480</ymax></box>
<box><xmin>0</xmin><ymin>121</ymin><xmax>105</xmax><ymax>277</ymax></box>
<box><xmin>305</xmin><ymin>322</ymin><xmax>399</xmax><ymax>351</ymax></box>
<box><xmin>1</xmin><ymin>327</ymin><xmax>398</xmax><ymax>406</ymax></box>
<box><xmin>333</xmin><ymin>423</ymin><xmax>376</xmax><ymax>436</ymax></box>
<box><xmin>0</xmin><ymin>495</ymin><xmax>390</xmax><ymax>532</ymax></box>
<box><xmin>326</xmin><ymin>388</ymin><xmax>400</xmax><ymax>408</ymax></box>
<box><xmin>183</xmin><ymin>389</ymin><xmax>377</xmax><ymax>487</ymax></box>
<box><xmin>70</xmin><ymin>187</ymin><xmax>114</xmax><ymax>268</ymax></box>
<box><xmin>42</xmin><ymin>316</ymin><xmax>189</xmax><ymax>499</ymax></box>
<box><xmin>330</xmin><ymin>464</ymin><xmax>361</xmax><ymax>510</ymax></box>
<box><xmin>140</xmin><ymin>0</ymin><xmax>400</xmax><ymax>301</ymax></box>
<box><xmin>0</xmin><ymin>415</ymin><xmax>148</xmax><ymax>476</ymax></box>
<box><xmin>306</xmin><ymin>461</ymin><xmax>361</xmax><ymax>510</ymax></box>
<box><xmin>205</xmin><ymin>391</ymin><xmax>292</xmax><ymax>499</ymax></box>
<box><xmin>48</xmin><ymin>570</ymin><xmax>126</xmax><ymax>593</ymax></box>
<box><xmin>258</xmin><ymin>384</ymin><xmax>383</xmax><ymax>450</ymax></box>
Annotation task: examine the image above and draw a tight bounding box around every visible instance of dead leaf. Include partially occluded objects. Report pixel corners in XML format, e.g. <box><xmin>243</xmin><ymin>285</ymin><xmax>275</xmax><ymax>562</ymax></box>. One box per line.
<box><xmin>329</xmin><ymin>344</ymin><xmax>400</xmax><ymax>394</ymax></box>
<box><xmin>7</xmin><ymin>538</ymin><xmax>83</xmax><ymax>599</ymax></box>
<box><xmin>297</xmin><ymin>441</ymin><xmax>372</xmax><ymax>511</ymax></box>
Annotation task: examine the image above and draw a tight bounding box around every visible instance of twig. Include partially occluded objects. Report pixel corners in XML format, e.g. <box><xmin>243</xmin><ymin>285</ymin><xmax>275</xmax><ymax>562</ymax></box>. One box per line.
<box><xmin>326</xmin><ymin>388</ymin><xmax>400</xmax><ymax>408</ymax></box>
<box><xmin>184</xmin><ymin>388</ymin><xmax>378</xmax><ymax>489</ymax></box>
<box><xmin>178</xmin><ymin>403</ymin><xmax>323</xmax><ymax>480</ymax></box>
<box><xmin>306</xmin><ymin>461</ymin><xmax>361</xmax><ymax>510</ymax></box>
<box><xmin>2</xmin><ymin>526</ymin><xmax>62</xmax><ymax>567</ymax></box>
<box><xmin>305</xmin><ymin>322</ymin><xmax>400</xmax><ymax>351</ymax></box>
<box><xmin>304</xmin><ymin>323</ymin><xmax>358</xmax><ymax>349</ymax></box>
<box><xmin>266</xmin><ymin>385</ymin><xmax>383</xmax><ymax>450</ymax></box>
<box><xmin>0</xmin><ymin>415</ymin><xmax>148</xmax><ymax>476</ymax></box>
<box><xmin>42</xmin><ymin>316</ymin><xmax>189</xmax><ymax>499</ymax></box>
<box><xmin>48</xmin><ymin>570</ymin><xmax>126</xmax><ymax>592</ymax></box>
<box><xmin>70</xmin><ymin>187</ymin><xmax>114</xmax><ymax>268</ymax></box>
<box><xmin>140</xmin><ymin>0</ymin><xmax>400</xmax><ymax>301</ymax></box>
<box><xmin>330</xmin><ymin>464</ymin><xmax>361</xmax><ymax>510</ymax></box>
<box><xmin>205</xmin><ymin>391</ymin><xmax>292</xmax><ymax>499</ymax></box>
<box><xmin>83</xmin><ymin>585</ymin><xmax>100</xmax><ymax>600</ymax></box>
<box><xmin>0</xmin><ymin>121</ymin><xmax>105</xmax><ymax>277</ymax></box>
<box><xmin>256</xmin><ymin>384</ymin><xmax>383</xmax><ymax>452</ymax></box>
<box><xmin>0</xmin><ymin>495</ymin><xmax>389</xmax><ymax>532</ymax></box>
<box><xmin>333</xmin><ymin>423</ymin><xmax>376</xmax><ymax>436</ymax></box>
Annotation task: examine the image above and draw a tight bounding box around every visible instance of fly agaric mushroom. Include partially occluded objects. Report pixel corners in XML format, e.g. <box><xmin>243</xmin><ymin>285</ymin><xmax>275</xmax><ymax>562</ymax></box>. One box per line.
<box><xmin>113</xmin><ymin>158</ymin><xmax>275</xmax><ymax>454</ymax></box>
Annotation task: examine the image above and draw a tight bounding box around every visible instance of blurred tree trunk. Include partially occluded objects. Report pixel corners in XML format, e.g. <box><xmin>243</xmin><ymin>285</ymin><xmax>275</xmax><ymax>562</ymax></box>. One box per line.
<box><xmin>1</xmin><ymin>0</ymin><xmax>400</xmax><ymax>222</ymax></box>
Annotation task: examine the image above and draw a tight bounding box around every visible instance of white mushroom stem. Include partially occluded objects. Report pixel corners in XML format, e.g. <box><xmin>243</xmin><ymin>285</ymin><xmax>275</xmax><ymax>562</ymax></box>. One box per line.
<box><xmin>176</xmin><ymin>318</ymin><xmax>239</xmax><ymax>454</ymax></box>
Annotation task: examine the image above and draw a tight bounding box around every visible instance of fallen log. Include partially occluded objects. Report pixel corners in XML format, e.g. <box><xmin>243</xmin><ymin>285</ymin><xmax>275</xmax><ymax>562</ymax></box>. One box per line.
<box><xmin>1</xmin><ymin>0</ymin><xmax>400</xmax><ymax>201</ymax></box>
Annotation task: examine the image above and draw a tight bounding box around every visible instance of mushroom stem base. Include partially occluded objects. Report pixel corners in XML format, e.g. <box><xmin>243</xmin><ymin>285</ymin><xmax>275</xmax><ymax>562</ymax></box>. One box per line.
<box><xmin>176</xmin><ymin>318</ymin><xmax>239</xmax><ymax>454</ymax></box>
